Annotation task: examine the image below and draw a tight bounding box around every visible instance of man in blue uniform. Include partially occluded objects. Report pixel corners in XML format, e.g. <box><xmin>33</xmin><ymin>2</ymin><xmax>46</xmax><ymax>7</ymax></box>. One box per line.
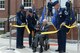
<box><xmin>47</xmin><ymin>0</ymin><xmax>53</xmax><ymax>16</ymax></box>
<box><xmin>27</xmin><ymin>9</ymin><xmax>38</xmax><ymax>48</ymax></box>
<box><xmin>65</xmin><ymin>0</ymin><xmax>70</xmax><ymax>11</ymax></box>
<box><xmin>65</xmin><ymin>0</ymin><xmax>72</xmax><ymax>17</ymax></box>
<box><xmin>52</xmin><ymin>1</ymin><xmax>75</xmax><ymax>53</ymax></box>
<box><xmin>16</xmin><ymin>5</ymin><xmax>26</xmax><ymax>49</ymax></box>
<box><xmin>65</xmin><ymin>1</ymin><xmax>75</xmax><ymax>25</ymax></box>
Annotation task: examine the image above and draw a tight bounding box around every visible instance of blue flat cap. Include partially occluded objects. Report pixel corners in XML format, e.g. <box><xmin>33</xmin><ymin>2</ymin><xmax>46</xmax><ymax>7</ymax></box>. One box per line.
<box><xmin>29</xmin><ymin>9</ymin><xmax>33</xmax><ymax>13</ymax></box>
<box><xmin>52</xmin><ymin>1</ymin><xmax>59</xmax><ymax>6</ymax></box>
<box><xmin>20</xmin><ymin>5</ymin><xmax>24</xmax><ymax>9</ymax></box>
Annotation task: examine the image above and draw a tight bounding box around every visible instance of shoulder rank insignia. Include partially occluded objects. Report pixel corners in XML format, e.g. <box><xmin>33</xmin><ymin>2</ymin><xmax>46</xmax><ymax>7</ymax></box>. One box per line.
<box><xmin>64</xmin><ymin>10</ymin><xmax>68</xmax><ymax>15</ymax></box>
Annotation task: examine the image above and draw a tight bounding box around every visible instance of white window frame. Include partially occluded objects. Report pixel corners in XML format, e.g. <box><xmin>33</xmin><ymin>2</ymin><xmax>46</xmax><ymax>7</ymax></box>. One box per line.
<box><xmin>22</xmin><ymin>0</ymin><xmax>32</xmax><ymax>9</ymax></box>
<box><xmin>0</xmin><ymin>0</ymin><xmax>5</xmax><ymax>10</ymax></box>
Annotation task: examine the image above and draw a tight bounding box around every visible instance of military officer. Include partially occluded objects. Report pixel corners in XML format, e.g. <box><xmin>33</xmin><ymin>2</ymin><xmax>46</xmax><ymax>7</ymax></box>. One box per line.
<box><xmin>52</xmin><ymin>1</ymin><xmax>75</xmax><ymax>53</ymax></box>
<box><xmin>65</xmin><ymin>0</ymin><xmax>71</xmax><ymax>11</ymax></box>
<box><xmin>16</xmin><ymin>5</ymin><xmax>26</xmax><ymax>49</ymax></box>
<box><xmin>65</xmin><ymin>0</ymin><xmax>72</xmax><ymax>16</ymax></box>
<box><xmin>27</xmin><ymin>9</ymin><xmax>38</xmax><ymax>48</ymax></box>
<box><xmin>47</xmin><ymin>0</ymin><xmax>53</xmax><ymax>16</ymax></box>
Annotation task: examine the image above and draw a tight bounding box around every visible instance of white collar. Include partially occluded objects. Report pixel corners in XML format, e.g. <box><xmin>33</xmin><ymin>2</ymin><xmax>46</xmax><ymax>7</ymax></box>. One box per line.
<box><xmin>58</xmin><ymin>7</ymin><xmax>60</xmax><ymax>11</ymax></box>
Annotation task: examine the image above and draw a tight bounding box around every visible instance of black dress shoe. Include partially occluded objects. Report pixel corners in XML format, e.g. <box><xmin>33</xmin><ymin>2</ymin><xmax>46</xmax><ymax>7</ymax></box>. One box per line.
<box><xmin>16</xmin><ymin>47</ymin><xmax>23</xmax><ymax>49</ymax></box>
<box><xmin>39</xmin><ymin>48</ymin><xmax>43</xmax><ymax>53</ymax></box>
<box><xmin>22</xmin><ymin>46</ymin><xmax>26</xmax><ymax>48</ymax></box>
<box><xmin>55</xmin><ymin>50</ymin><xmax>65</xmax><ymax>53</ymax></box>
<box><xmin>59</xmin><ymin>51</ymin><xmax>65</xmax><ymax>53</ymax></box>
<box><xmin>33</xmin><ymin>47</ymin><xmax>36</xmax><ymax>52</ymax></box>
<box><xmin>16</xmin><ymin>46</ymin><xmax>25</xmax><ymax>49</ymax></box>
<box><xmin>55</xmin><ymin>49</ymin><xmax>59</xmax><ymax>52</ymax></box>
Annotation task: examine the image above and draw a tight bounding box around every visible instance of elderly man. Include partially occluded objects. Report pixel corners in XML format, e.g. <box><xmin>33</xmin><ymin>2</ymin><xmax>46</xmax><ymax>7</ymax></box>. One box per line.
<box><xmin>32</xmin><ymin>19</ymin><xmax>50</xmax><ymax>53</ymax></box>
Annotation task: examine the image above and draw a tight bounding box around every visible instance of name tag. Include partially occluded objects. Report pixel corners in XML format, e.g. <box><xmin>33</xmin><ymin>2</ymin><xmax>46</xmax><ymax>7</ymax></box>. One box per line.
<box><xmin>59</xmin><ymin>12</ymin><xmax>62</xmax><ymax>17</ymax></box>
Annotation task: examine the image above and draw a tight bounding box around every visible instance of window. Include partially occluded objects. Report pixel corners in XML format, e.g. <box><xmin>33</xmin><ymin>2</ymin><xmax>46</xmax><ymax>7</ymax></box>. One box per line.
<box><xmin>0</xmin><ymin>22</ymin><xmax>4</xmax><ymax>30</ymax></box>
<box><xmin>60</xmin><ymin>0</ymin><xmax>68</xmax><ymax>8</ymax></box>
<box><xmin>0</xmin><ymin>0</ymin><xmax>5</xmax><ymax>10</ymax></box>
<box><xmin>22</xmin><ymin>0</ymin><xmax>32</xmax><ymax>9</ymax></box>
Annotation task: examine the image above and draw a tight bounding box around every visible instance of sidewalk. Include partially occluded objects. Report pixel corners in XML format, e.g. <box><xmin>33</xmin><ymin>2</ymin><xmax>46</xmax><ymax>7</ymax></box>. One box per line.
<box><xmin>0</xmin><ymin>38</ymin><xmax>80</xmax><ymax>53</ymax></box>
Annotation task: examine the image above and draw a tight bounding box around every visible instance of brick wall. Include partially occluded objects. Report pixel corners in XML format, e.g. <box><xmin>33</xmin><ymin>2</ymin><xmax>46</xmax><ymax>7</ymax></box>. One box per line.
<box><xmin>0</xmin><ymin>0</ymin><xmax>8</xmax><ymax>18</ymax></box>
<box><xmin>0</xmin><ymin>0</ymin><xmax>46</xmax><ymax>18</ymax></box>
<box><xmin>74</xmin><ymin>0</ymin><xmax>80</xmax><ymax>13</ymax></box>
<box><xmin>0</xmin><ymin>0</ymin><xmax>80</xmax><ymax>18</ymax></box>
<box><xmin>10</xmin><ymin>0</ymin><xmax>17</xmax><ymax>15</ymax></box>
<box><xmin>1</xmin><ymin>0</ymin><xmax>79</xmax><ymax>40</ymax></box>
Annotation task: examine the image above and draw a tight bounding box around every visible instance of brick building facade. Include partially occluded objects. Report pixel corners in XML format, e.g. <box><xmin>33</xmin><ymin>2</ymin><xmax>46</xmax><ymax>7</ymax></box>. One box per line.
<box><xmin>0</xmin><ymin>0</ymin><xmax>46</xmax><ymax>21</ymax></box>
<box><xmin>0</xmin><ymin>0</ymin><xmax>79</xmax><ymax>39</ymax></box>
<box><xmin>73</xmin><ymin>0</ymin><xmax>80</xmax><ymax>13</ymax></box>
<box><xmin>0</xmin><ymin>0</ymin><xmax>80</xmax><ymax>20</ymax></box>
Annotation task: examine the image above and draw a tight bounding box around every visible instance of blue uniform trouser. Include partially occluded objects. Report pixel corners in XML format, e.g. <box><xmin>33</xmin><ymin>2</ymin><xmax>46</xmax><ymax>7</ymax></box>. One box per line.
<box><xmin>48</xmin><ymin>9</ymin><xmax>53</xmax><ymax>16</ymax></box>
<box><xmin>16</xmin><ymin>27</ymin><xmax>24</xmax><ymax>47</ymax></box>
<box><xmin>57</xmin><ymin>26</ymin><xmax>69</xmax><ymax>52</ymax></box>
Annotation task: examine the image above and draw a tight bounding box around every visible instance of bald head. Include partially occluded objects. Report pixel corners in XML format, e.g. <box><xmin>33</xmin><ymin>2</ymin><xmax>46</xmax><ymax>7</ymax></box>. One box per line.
<box><xmin>43</xmin><ymin>19</ymin><xmax>48</xmax><ymax>26</ymax></box>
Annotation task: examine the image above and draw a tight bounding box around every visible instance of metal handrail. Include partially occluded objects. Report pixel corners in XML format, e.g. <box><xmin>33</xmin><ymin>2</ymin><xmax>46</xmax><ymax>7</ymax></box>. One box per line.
<box><xmin>9</xmin><ymin>16</ymin><xmax>16</xmax><ymax>21</ymax></box>
<box><xmin>3</xmin><ymin>16</ymin><xmax>16</xmax><ymax>33</ymax></box>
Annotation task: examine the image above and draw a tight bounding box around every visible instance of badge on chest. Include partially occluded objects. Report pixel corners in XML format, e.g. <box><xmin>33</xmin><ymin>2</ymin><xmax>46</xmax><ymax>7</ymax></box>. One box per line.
<box><xmin>59</xmin><ymin>11</ymin><xmax>62</xmax><ymax>17</ymax></box>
